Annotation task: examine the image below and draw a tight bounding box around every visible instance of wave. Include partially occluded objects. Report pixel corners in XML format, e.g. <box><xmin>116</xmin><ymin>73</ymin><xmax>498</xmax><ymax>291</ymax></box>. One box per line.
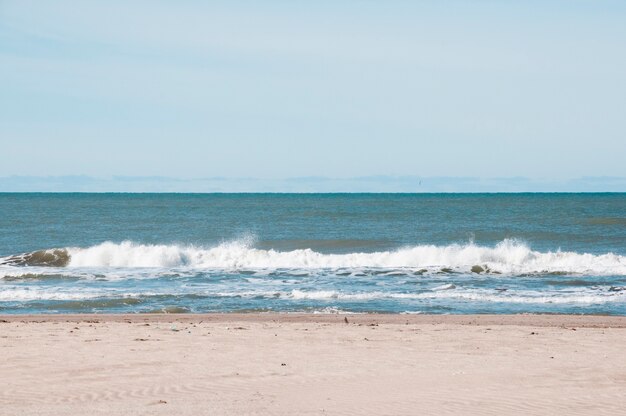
<box><xmin>1</xmin><ymin>287</ymin><xmax>623</xmax><ymax>304</ymax></box>
<box><xmin>284</xmin><ymin>289</ymin><xmax>626</xmax><ymax>304</ymax></box>
<box><xmin>1</xmin><ymin>249</ymin><xmax>70</xmax><ymax>267</ymax></box>
<box><xmin>1</xmin><ymin>239</ymin><xmax>625</xmax><ymax>276</ymax></box>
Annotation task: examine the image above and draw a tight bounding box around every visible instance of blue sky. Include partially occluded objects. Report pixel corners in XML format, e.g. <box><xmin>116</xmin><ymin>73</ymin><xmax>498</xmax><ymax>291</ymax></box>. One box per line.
<box><xmin>1</xmin><ymin>1</ymin><xmax>625</xmax><ymax>191</ymax></box>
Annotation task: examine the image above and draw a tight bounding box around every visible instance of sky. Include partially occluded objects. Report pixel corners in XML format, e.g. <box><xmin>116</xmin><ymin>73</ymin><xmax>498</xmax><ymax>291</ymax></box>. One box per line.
<box><xmin>1</xmin><ymin>1</ymin><xmax>625</xmax><ymax>192</ymax></box>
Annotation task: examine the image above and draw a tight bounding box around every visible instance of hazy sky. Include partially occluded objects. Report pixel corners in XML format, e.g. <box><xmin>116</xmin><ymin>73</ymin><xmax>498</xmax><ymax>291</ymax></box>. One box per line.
<box><xmin>1</xmin><ymin>1</ymin><xmax>625</xmax><ymax>189</ymax></box>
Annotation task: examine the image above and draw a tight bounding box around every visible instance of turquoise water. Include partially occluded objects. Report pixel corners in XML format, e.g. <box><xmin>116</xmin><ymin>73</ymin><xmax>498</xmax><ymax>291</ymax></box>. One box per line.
<box><xmin>1</xmin><ymin>193</ymin><xmax>625</xmax><ymax>314</ymax></box>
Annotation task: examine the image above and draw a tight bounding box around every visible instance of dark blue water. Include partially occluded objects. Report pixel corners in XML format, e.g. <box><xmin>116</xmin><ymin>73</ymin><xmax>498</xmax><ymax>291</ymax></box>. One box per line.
<box><xmin>1</xmin><ymin>193</ymin><xmax>625</xmax><ymax>314</ymax></box>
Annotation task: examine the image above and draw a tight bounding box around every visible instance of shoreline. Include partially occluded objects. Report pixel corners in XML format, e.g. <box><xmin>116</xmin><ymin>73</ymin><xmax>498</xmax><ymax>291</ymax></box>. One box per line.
<box><xmin>2</xmin><ymin>312</ymin><xmax>626</xmax><ymax>327</ymax></box>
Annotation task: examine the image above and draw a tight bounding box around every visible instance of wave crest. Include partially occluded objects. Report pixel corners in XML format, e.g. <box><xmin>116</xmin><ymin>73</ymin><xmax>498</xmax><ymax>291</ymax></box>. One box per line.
<box><xmin>2</xmin><ymin>239</ymin><xmax>624</xmax><ymax>276</ymax></box>
<box><xmin>0</xmin><ymin>249</ymin><xmax>70</xmax><ymax>267</ymax></box>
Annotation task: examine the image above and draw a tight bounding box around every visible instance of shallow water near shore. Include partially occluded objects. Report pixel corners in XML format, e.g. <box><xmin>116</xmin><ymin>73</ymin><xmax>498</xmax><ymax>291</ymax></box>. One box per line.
<box><xmin>1</xmin><ymin>193</ymin><xmax>625</xmax><ymax>314</ymax></box>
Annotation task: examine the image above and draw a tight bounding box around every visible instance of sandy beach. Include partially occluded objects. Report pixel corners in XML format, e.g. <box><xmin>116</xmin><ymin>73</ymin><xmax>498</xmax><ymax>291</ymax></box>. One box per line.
<box><xmin>0</xmin><ymin>314</ymin><xmax>625</xmax><ymax>415</ymax></box>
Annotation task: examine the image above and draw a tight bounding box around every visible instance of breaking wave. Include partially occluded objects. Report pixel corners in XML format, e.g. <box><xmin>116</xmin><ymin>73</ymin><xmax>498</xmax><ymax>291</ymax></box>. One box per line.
<box><xmin>1</xmin><ymin>239</ymin><xmax>625</xmax><ymax>276</ymax></box>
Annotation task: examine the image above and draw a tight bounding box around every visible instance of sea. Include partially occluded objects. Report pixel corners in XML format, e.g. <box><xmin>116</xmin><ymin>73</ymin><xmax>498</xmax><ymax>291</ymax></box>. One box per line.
<box><xmin>0</xmin><ymin>193</ymin><xmax>625</xmax><ymax>315</ymax></box>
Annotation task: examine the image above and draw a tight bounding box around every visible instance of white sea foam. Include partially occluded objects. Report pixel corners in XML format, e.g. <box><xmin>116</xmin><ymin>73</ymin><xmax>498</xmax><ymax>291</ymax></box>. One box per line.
<box><xmin>0</xmin><ymin>288</ymin><xmax>104</xmax><ymax>301</ymax></box>
<box><xmin>0</xmin><ymin>288</ymin><xmax>167</xmax><ymax>302</ymax></box>
<box><xmin>1</xmin><ymin>239</ymin><xmax>625</xmax><ymax>277</ymax></box>
<box><xmin>432</xmin><ymin>283</ymin><xmax>457</xmax><ymax>291</ymax></box>
<box><xmin>200</xmin><ymin>288</ymin><xmax>626</xmax><ymax>304</ymax></box>
<box><xmin>59</xmin><ymin>239</ymin><xmax>626</xmax><ymax>275</ymax></box>
<box><xmin>0</xmin><ymin>285</ymin><xmax>622</xmax><ymax>304</ymax></box>
<box><xmin>279</xmin><ymin>289</ymin><xmax>626</xmax><ymax>304</ymax></box>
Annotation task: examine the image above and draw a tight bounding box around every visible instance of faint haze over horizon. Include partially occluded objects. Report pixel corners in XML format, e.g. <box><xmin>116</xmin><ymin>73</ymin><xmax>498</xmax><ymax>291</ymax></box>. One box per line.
<box><xmin>1</xmin><ymin>175</ymin><xmax>625</xmax><ymax>193</ymax></box>
<box><xmin>1</xmin><ymin>1</ymin><xmax>626</xmax><ymax>191</ymax></box>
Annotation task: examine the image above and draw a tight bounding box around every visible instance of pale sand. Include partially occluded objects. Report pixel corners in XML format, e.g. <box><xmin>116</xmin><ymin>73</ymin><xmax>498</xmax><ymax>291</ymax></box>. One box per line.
<box><xmin>2</xmin><ymin>314</ymin><xmax>626</xmax><ymax>415</ymax></box>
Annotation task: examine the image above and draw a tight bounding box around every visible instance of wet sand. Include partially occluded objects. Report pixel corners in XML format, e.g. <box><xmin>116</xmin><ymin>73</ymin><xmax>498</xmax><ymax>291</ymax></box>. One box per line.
<box><xmin>1</xmin><ymin>314</ymin><xmax>625</xmax><ymax>415</ymax></box>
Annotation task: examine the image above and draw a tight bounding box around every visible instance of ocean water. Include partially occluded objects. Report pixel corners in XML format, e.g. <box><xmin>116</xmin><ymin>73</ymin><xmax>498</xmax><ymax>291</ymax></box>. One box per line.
<box><xmin>1</xmin><ymin>193</ymin><xmax>625</xmax><ymax>315</ymax></box>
